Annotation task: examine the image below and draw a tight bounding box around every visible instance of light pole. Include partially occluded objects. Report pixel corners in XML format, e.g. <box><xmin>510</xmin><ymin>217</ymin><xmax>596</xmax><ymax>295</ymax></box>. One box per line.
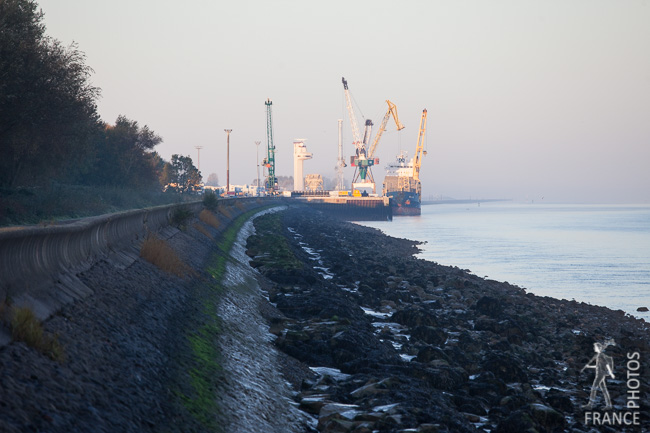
<box><xmin>194</xmin><ymin>146</ymin><xmax>203</xmax><ymax>181</ymax></box>
<box><xmin>255</xmin><ymin>141</ymin><xmax>261</xmax><ymax>196</ymax></box>
<box><xmin>224</xmin><ymin>129</ymin><xmax>232</xmax><ymax>194</ymax></box>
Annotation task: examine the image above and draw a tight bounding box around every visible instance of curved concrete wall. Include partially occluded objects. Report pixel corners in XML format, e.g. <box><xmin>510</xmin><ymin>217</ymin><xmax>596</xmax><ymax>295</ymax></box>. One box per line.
<box><xmin>0</xmin><ymin>197</ymin><xmax>272</xmax><ymax>320</ymax></box>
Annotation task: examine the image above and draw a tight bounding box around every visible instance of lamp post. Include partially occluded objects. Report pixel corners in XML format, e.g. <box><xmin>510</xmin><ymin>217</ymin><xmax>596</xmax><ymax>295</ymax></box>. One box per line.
<box><xmin>255</xmin><ymin>141</ymin><xmax>261</xmax><ymax>196</ymax></box>
<box><xmin>194</xmin><ymin>146</ymin><xmax>203</xmax><ymax>180</ymax></box>
<box><xmin>224</xmin><ymin>129</ymin><xmax>232</xmax><ymax>195</ymax></box>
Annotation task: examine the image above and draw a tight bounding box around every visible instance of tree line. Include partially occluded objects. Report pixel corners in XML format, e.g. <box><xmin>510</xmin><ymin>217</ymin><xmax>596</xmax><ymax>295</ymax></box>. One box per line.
<box><xmin>0</xmin><ymin>0</ymin><xmax>198</xmax><ymax>193</ymax></box>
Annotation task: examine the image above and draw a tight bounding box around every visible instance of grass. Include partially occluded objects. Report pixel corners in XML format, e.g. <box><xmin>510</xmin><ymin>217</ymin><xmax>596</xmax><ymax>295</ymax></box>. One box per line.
<box><xmin>140</xmin><ymin>234</ymin><xmax>192</xmax><ymax>277</ymax></box>
<box><xmin>6</xmin><ymin>306</ymin><xmax>64</xmax><ymax>362</ymax></box>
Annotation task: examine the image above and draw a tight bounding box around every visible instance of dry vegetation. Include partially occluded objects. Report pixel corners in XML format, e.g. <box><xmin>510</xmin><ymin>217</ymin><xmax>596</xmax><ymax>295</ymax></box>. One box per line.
<box><xmin>218</xmin><ymin>206</ymin><xmax>233</xmax><ymax>219</ymax></box>
<box><xmin>140</xmin><ymin>234</ymin><xmax>192</xmax><ymax>277</ymax></box>
<box><xmin>192</xmin><ymin>222</ymin><xmax>213</xmax><ymax>239</ymax></box>
<box><xmin>2</xmin><ymin>305</ymin><xmax>65</xmax><ymax>361</ymax></box>
<box><xmin>198</xmin><ymin>209</ymin><xmax>220</xmax><ymax>229</ymax></box>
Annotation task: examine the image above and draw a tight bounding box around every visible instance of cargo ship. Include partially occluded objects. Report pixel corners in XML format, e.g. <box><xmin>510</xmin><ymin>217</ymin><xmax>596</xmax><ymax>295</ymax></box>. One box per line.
<box><xmin>382</xmin><ymin>109</ymin><xmax>428</xmax><ymax>216</ymax></box>
<box><xmin>382</xmin><ymin>151</ymin><xmax>422</xmax><ymax>215</ymax></box>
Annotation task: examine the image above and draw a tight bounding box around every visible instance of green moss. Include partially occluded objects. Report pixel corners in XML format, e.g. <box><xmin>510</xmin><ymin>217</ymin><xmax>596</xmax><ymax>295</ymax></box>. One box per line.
<box><xmin>246</xmin><ymin>212</ymin><xmax>302</xmax><ymax>272</ymax></box>
<box><xmin>175</xmin><ymin>204</ymin><xmax>274</xmax><ymax>430</ymax></box>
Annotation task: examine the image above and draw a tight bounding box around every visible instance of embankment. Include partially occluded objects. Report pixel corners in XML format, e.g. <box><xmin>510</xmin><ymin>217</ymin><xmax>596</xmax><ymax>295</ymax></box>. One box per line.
<box><xmin>0</xmin><ymin>197</ymin><xmax>286</xmax><ymax>432</ymax></box>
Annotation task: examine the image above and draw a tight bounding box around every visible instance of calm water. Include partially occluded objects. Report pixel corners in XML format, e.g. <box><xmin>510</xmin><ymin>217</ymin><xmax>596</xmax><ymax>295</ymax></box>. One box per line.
<box><xmin>358</xmin><ymin>202</ymin><xmax>650</xmax><ymax>321</ymax></box>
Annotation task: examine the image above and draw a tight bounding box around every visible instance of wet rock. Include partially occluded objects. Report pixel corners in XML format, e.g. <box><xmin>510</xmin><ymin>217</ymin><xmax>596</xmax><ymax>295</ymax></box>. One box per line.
<box><xmin>475</xmin><ymin>296</ymin><xmax>504</xmax><ymax>318</ymax></box>
<box><xmin>481</xmin><ymin>353</ymin><xmax>528</xmax><ymax>383</ymax></box>
<box><xmin>391</xmin><ymin>307</ymin><xmax>438</xmax><ymax>328</ymax></box>
<box><xmin>529</xmin><ymin>403</ymin><xmax>565</xmax><ymax>431</ymax></box>
<box><xmin>544</xmin><ymin>388</ymin><xmax>573</xmax><ymax>413</ymax></box>
<box><xmin>411</xmin><ymin>326</ymin><xmax>447</xmax><ymax>346</ymax></box>
<box><xmin>495</xmin><ymin>410</ymin><xmax>536</xmax><ymax>433</ymax></box>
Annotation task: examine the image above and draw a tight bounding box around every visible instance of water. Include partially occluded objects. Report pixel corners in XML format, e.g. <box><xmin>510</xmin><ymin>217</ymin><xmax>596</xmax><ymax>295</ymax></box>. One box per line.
<box><xmin>358</xmin><ymin>202</ymin><xmax>650</xmax><ymax>321</ymax></box>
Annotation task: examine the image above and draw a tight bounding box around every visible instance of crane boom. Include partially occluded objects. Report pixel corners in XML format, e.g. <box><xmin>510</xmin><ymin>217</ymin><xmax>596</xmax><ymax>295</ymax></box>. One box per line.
<box><xmin>413</xmin><ymin>109</ymin><xmax>427</xmax><ymax>181</ymax></box>
<box><xmin>368</xmin><ymin>99</ymin><xmax>404</xmax><ymax>158</ymax></box>
<box><xmin>342</xmin><ymin>77</ymin><xmax>363</xmax><ymax>150</ymax></box>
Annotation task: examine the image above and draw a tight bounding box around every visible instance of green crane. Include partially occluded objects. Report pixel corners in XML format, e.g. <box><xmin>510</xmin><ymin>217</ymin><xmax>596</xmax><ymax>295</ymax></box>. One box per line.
<box><xmin>264</xmin><ymin>98</ymin><xmax>277</xmax><ymax>192</ymax></box>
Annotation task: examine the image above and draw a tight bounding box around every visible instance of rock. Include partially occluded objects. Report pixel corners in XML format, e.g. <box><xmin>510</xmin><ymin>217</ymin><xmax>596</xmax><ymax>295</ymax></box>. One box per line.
<box><xmin>391</xmin><ymin>307</ymin><xmax>438</xmax><ymax>328</ymax></box>
<box><xmin>495</xmin><ymin>410</ymin><xmax>536</xmax><ymax>433</ymax></box>
<box><xmin>637</xmin><ymin>306</ymin><xmax>649</xmax><ymax>312</ymax></box>
<box><xmin>319</xmin><ymin>403</ymin><xmax>360</xmax><ymax>420</ymax></box>
<box><xmin>544</xmin><ymin>388</ymin><xmax>573</xmax><ymax>413</ymax></box>
<box><xmin>411</xmin><ymin>326</ymin><xmax>447</xmax><ymax>346</ymax></box>
<box><xmin>481</xmin><ymin>353</ymin><xmax>528</xmax><ymax>383</ymax></box>
<box><xmin>529</xmin><ymin>403</ymin><xmax>565</xmax><ymax>431</ymax></box>
<box><xmin>474</xmin><ymin>296</ymin><xmax>503</xmax><ymax>318</ymax></box>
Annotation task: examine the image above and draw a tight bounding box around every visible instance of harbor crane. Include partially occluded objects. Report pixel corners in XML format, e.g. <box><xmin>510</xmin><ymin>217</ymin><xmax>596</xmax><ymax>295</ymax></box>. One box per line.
<box><xmin>342</xmin><ymin>77</ymin><xmax>403</xmax><ymax>194</ymax></box>
<box><xmin>342</xmin><ymin>77</ymin><xmax>377</xmax><ymax>193</ymax></box>
<box><xmin>412</xmin><ymin>109</ymin><xmax>427</xmax><ymax>181</ymax></box>
<box><xmin>263</xmin><ymin>98</ymin><xmax>277</xmax><ymax>192</ymax></box>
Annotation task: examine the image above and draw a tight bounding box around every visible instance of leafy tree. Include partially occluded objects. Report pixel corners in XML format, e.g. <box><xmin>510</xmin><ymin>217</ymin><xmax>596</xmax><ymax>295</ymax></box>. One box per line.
<box><xmin>0</xmin><ymin>0</ymin><xmax>101</xmax><ymax>187</ymax></box>
<box><xmin>205</xmin><ymin>172</ymin><xmax>219</xmax><ymax>186</ymax></box>
<box><xmin>89</xmin><ymin>116</ymin><xmax>162</xmax><ymax>188</ymax></box>
<box><xmin>168</xmin><ymin>154</ymin><xmax>201</xmax><ymax>193</ymax></box>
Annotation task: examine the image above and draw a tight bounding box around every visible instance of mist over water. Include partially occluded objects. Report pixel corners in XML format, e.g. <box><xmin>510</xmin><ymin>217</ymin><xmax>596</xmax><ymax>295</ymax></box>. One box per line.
<box><xmin>358</xmin><ymin>203</ymin><xmax>650</xmax><ymax>321</ymax></box>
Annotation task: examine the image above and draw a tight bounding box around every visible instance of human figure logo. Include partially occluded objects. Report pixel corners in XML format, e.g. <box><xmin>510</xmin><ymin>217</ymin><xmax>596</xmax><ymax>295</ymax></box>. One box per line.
<box><xmin>581</xmin><ymin>338</ymin><xmax>616</xmax><ymax>410</ymax></box>
<box><xmin>580</xmin><ymin>338</ymin><xmax>642</xmax><ymax>427</ymax></box>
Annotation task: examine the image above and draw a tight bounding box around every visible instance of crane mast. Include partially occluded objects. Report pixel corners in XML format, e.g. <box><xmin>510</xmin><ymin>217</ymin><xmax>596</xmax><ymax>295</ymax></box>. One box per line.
<box><xmin>264</xmin><ymin>98</ymin><xmax>277</xmax><ymax>192</ymax></box>
<box><xmin>336</xmin><ymin>119</ymin><xmax>346</xmax><ymax>190</ymax></box>
<box><xmin>413</xmin><ymin>109</ymin><xmax>427</xmax><ymax>181</ymax></box>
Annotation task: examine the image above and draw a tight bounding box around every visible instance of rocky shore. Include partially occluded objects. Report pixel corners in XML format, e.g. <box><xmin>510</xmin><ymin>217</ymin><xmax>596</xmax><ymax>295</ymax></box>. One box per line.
<box><xmin>246</xmin><ymin>206</ymin><xmax>650</xmax><ymax>433</ymax></box>
<box><xmin>1</xmin><ymin>203</ymin><xmax>648</xmax><ymax>433</ymax></box>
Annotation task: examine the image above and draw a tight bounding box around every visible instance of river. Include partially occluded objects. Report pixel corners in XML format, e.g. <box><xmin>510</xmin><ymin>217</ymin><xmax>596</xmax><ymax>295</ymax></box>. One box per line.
<box><xmin>358</xmin><ymin>202</ymin><xmax>650</xmax><ymax>321</ymax></box>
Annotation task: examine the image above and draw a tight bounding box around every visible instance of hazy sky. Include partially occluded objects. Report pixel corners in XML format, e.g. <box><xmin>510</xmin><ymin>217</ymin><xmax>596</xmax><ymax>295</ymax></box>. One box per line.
<box><xmin>40</xmin><ymin>0</ymin><xmax>650</xmax><ymax>203</ymax></box>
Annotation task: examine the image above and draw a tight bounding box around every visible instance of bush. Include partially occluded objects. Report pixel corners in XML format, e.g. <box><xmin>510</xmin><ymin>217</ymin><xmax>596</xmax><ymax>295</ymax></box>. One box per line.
<box><xmin>203</xmin><ymin>190</ymin><xmax>218</xmax><ymax>211</ymax></box>
<box><xmin>171</xmin><ymin>206</ymin><xmax>193</xmax><ymax>228</ymax></box>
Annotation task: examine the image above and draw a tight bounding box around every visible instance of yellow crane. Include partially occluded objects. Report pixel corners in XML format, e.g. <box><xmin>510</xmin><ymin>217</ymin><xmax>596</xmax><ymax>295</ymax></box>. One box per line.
<box><xmin>368</xmin><ymin>100</ymin><xmax>404</xmax><ymax>159</ymax></box>
<box><xmin>413</xmin><ymin>109</ymin><xmax>427</xmax><ymax>181</ymax></box>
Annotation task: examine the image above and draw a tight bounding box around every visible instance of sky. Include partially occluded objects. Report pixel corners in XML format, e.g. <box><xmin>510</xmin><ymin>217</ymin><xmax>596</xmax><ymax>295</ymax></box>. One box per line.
<box><xmin>40</xmin><ymin>0</ymin><xmax>650</xmax><ymax>203</ymax></box>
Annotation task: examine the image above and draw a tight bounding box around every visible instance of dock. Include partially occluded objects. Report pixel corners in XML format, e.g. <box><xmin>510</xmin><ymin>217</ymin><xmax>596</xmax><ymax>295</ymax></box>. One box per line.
<box><xmin>292</xmin><ymin>195</ymin><xmax>392</xmax><ymax>221</ymax></box>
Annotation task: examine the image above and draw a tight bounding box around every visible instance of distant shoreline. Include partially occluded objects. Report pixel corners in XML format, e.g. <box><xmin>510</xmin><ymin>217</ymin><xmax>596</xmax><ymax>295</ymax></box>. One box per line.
<box><xmin>421</xmin><ymin>198</ymin><xmax>512</xmax><ymax>206</ymax></box>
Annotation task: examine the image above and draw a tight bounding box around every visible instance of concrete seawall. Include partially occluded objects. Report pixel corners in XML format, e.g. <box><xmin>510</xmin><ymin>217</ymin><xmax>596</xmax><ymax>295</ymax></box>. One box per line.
<box><xmin>0</xmin><ymin>197</ymin><xmax>271</xmax><ymax>330</ymax></box>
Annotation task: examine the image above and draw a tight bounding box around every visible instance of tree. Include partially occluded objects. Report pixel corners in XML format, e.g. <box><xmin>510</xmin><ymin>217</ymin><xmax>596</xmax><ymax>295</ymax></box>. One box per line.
<box><xmin>205</xmin><ymin>172</ymin><xmax>219</xmax><ymax>186</ymax></box>
<box><xmin>168</xmin><ymin>154</ymin><xmax>201</xmax><ymax>193</ymax></box>
<box><xmin>89</xmin><ymin>116</ymin><xmax>162</xmax><ymax>188</ymax></box>
<box><xmin>0</xmin><ymin>0</ymin><xmax>101</xmax><ymax>187</ymax></box>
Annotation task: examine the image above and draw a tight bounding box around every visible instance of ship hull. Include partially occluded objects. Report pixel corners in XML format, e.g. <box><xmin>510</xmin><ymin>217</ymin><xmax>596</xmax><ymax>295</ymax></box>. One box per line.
<box><xmin>386</xmin><ymin>190</ymin><xmax>421</xmax><ymax>216</ymax></box>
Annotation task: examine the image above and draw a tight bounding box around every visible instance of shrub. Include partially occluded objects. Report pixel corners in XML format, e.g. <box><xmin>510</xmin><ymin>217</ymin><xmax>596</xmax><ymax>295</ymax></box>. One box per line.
<box><xmin>171</xmin><ymin>206</ymin><xmax>193</xmax><ymax>228</ymax></box>
<box><xmin>202</xmin><ymin>190</ymin><xmax>218</xmax><ymax>211</ymax></box>
<box><xmin>140</xmin><ymin>233</ymin><xmax>192</xmax><ymax>277</ymax></box>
